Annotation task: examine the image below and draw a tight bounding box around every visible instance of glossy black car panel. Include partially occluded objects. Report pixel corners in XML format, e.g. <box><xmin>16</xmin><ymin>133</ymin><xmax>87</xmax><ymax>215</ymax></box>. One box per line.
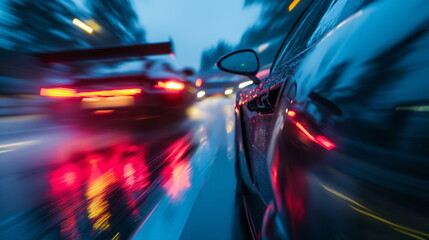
<box><xmin>226</xmin><ymin>0</ymin><xmax>429</xmax><ymax>239</ymax></box>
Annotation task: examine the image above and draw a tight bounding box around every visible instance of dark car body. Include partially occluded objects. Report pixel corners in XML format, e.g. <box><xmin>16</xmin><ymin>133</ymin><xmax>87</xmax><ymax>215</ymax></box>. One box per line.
<box><xmin>37</xmin><ymin>42</ymin><xmax>195</xmax><ymax>122</ymax></box>
<box><xmin>225</xmin><ymin>0</ymin><xmax>429</xmax><ymax>239</ymax></box>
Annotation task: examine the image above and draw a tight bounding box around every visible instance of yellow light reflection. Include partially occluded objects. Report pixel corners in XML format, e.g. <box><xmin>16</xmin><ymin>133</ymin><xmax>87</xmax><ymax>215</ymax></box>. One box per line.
<box><xmin>86</xmin><ymin>156</ymin><xmax>117</xmax><ymax>231</ymax></box>
<box><xmin>321</xmin><ymin>184</ymin><xmax>429</xmax><ymax>240</ymax></box>
<box><xmin>112</xmin><ymin>232</ymin><xmax>121</xmax><ymax>240</ymax></box>
<box><xmin>78</xmin><ymin>89</ymin><xmax>141</xmax><ymax>97</ymax></box>
<box><xmin>238</xmin><ymin>81</ymin><xmax>253</xmax><ymax>89</ymax></box>
<box><xmin>93</xmin><ymin>110</ymin><xmax>115</xmax><ymax>115</ymax></box>
<box><xmin>288</xmin><ymin>0</ymin><xmax>301</xmax><ymax>11</ymax></box>
<box><xmin>86</xmin><ymin>19</ymin><xmax>102</xmax><ymax>31</ymax></box>
<box><xmin>350</xmin><ymin>206</ymin><xmax>429</xmax><ymax>240</ymax></box>
<box><xmin>258</xmin><ymin>43</ymin><xmax>270</xmax><ymax>53</ymax></box>
<box><xmin>224</xmin><ymin>88</ymin><xmax>234</xmax><ymax>95</ymax></box>
<box><xmin>226</xmin><ymin>120</ymin><xmax>234</xmax><ymax>134</ymax></box>
<box><xmin>72</xmin><ymin>18</ymin><xmax>94</xmax><ymax>34</ymax></box>
<box><xmin>197</xmin><ymin>90</ymin><xmax>206</xmax><ymax>98</ymax></box>
<box><xmin>391</xmin><ymin>227</ymin><xmax>426</xmax><ymax>240</ymax></box>
<box><xmin>396</xmin><ymin>105</ymin><xmax>429</xmax><ymax>112</ymax></box>
<box><xmin>186</xmin><ymin>105</ymin><xmax>205</xmax><ymax>120</ymax></box>
<box><xmin>321</xmin><ymin>184</ymin><xmax>371</xmax><ymax>211</ymax></box>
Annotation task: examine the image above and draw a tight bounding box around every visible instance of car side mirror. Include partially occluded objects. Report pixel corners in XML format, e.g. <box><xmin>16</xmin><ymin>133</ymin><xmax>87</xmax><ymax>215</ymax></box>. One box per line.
<box><xmin>216</xmin><ymin>49</ymin><xmax>261</xmax><ymax>85</ymax></box>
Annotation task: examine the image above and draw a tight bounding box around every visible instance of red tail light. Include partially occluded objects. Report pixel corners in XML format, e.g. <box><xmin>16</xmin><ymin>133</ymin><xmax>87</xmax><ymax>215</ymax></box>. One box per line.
<box><xmin>295</xmin><ymin>122</ymin><xmax>336</xmax><ymax>150</ymax></box>
<box><xmin>155</xmin><ymin>80</ymin><xmax>185</xmax><ymax>91</ymax></box>
<box><xmin>288</xmin><ymin>111</ymin><xmax>336</xmax><ymax>150</ymax></box>
<box><xmin>40</xmin><ymin>88</ymin><xmax>141</xmax><ymax>98</ymax></box>
<box><xmin>195</xmin><ymin>78</ymin><xmax>203</xmax><ymax>87</ymax></box>
<box><xmin>287</xmin><ymin>110</ymin><xmax>296</xmax><ymax>118</ymax></box>
<box><xmin>314</xmin><ymin>136</ymin><xmax>336</xmax><ymax>150</ymax></box>
<box><xmin>77</xmin><ymin>88</ymin><xmax>141</xmax><ymax>97</ymax></box>
<box><xmin>40</xmin><ymin>88</ymin><xmax>77</xmax><ymax>98</ymax></box>
<box><xmin>93</xmin><ymin>110</ymin><xmax>115</xmax><ymax>115</ymax></box>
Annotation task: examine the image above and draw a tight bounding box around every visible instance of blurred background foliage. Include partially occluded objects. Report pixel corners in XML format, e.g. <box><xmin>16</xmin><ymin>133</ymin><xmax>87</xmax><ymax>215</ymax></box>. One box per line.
<box><xmin>200</xmin><ymin>0</ymin><xmax>290</xmax><ymax>76</ymax></box>
<box><xmin>0</xmin><ymin>0</ymin><xmax>146</xmax><ymax>89</ymax></box>
<box><xmin>0</xmin><ymin>0</ymin><xmax>145</xmax><ymax>52</ymax></box>
<box><xmin>0</xmin><ymin>0</ymin><xmax>289</xmax><ymax>83</ymax></box>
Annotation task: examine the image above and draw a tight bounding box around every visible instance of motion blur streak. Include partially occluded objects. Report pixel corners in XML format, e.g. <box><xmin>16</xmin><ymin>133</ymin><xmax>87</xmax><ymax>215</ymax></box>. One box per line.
<box><xmin>40</xmin><ymin>88</ymin><xmax>77</xmax><ymax>98</ymax></box>
<box><xmin>93</xmin><ymin>110</ymin><xmax>115</xmax><ymax>115</ymax></box>
<box><xmin>134</xmin><ymin>98</ymin><xmax>238</xmax><ymax>240</ymax></box>
<box><xmin>224</xmin><ymin>88</ymin><xmax>234</xmax><ymax>95</ymax></box>
<box><xmin>156</xmin><ymin>80</ymin><xmax>185</xmax><ymax>90</ymax></box>
<box><xmin>295</xmin><ymin>122</ymin><xmax>315</xmax><ymax>141</ymax></box>
<box><xmin>85</xmin><ymin>154</ymin><xmax>116</xmax><ymax>231</ymax></box>
<box><xmin>86</xmin><ymin>20</ymin><xmax>101</xmax><ymax>31</ymax></box>
<box><xmin>186</xmin><ymin>104</ymin><xmax>207</xmax><ymax>120</ymax></box>
<box><xmin>286</xmin><ymin>110</ymin><xmax>296</xmax><ymax>118</ymax></box>
<box><xmin>164</xmin><ymin>161</ymin><xmax>192</xmax><ymax>201</ymax></box>
<box><xmin>40</xmin><ymin>88</ymin><xmax>142</xmax><ymax>98</ymax></box>
<box><xmin>322</xmin><ymin>184</ymin><xmax>429</xmax><ymax>240</ymax></box>
<box><xmin>238</xmin><ymin>81</ymin><xmax>253</xmax><ymax>89</ymax></box>
<box><xmin>0</xmin><ymin>149</ymin><xmax>16</xmax><ymax>154</ymax></box>
<box><xmin>77</xmin><ymin>89</ymin><xmax>141</xmax><ymax>97</ymax></box>
<box><xmin>81</xmin><ymin>96</ymin><xmax>135</xmax><ymax>109</ymax></box>
<box><xmin>256</xmin><ymin>69</ymin><xmax>270</xmax><ymax>78</ymax></box>
<box><xmin>112</xmin><ymin>232</ymin><xmax>121</xmax><ymax>240</ymax></box>
<box><xmin>257</xmin><ymin>43</ymin><xmax>270</xmax><ymax>53</ymax></box>
<box><xmin>321</xmin><ymin>184</ymin><xmax>370</xmax><ymax>211</ymax></box>
<box><xmin>350</xmin><ymin>206</ymin><xmax>429</xmax><ymax>240</ymax></box>
<box><xmin>72</xmin><ymin>18</ymin><xmax>94</xmax><ymax>34</ymax></box>
<box><xmin>288</xmin><ymin>0</ymin><xmax>301</xmax><ymax>11</ymax></box>
<box><xmin>396</xmin><ymin>105</ymin><xmax>429</xmax><ymax>112</ymax></box>
<box><xmin>0</xmin><ymin>140</ymin><xmax>37</xmax><ymax>149</ymax></box>
<box><xmin>295</xmin><ymin>122</ymin><xmax>335</xmax><ymax>150</ymax></box>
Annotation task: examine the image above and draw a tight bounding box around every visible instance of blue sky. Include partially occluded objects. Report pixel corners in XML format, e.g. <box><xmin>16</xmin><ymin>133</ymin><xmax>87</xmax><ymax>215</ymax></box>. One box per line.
<box><xmin>133</xmin><ymin>0</ymin><xmax>261</xmax><ymax>70</ymax></box>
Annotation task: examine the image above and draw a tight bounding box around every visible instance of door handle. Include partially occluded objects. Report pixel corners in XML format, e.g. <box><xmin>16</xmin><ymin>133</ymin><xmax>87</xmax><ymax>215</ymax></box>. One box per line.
<box><xmin>248</xmin><ymin>93</ymin><xmax>274</xmax><ymax>113</ymax></box>
<box><xmin>309</xmin><ymin>91</ymin><xmax>342</xmax><ymax>116</ymax></box>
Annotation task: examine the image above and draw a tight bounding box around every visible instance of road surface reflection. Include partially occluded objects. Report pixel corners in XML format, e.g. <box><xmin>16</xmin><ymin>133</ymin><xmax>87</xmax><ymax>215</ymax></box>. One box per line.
<box><xmin>0</xmin><ymin>97</ymin><xmax>240</xmax><ymax>240</ymax></box>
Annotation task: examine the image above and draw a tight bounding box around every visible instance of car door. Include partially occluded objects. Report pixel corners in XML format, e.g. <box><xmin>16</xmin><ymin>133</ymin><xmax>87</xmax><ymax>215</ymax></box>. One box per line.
<box><xmin>240</xmin><ymin>0</ymin><xmax>338</xmax><ymax>205</ymax></box>
<box><xmin>269</xmin><ymin>1</ymin><xmax>429</xmax><ymax>239</ymax></box>
<box><xmin>264</xmin><ymin>0</ymin><xmax>379</xmax><ymax>238</ymax></box>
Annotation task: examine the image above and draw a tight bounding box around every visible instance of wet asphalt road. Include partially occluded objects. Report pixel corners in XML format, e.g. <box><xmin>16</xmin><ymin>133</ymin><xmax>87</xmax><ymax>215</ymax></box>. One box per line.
<box><xmin>0</xmin><ymin>97</ymin><xmax>247</xmax><ymax>240</ymax></box>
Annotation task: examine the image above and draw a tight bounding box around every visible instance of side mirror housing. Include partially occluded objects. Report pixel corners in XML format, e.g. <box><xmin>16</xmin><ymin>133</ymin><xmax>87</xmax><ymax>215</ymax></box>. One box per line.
<box><xmin>216</xmin><ymin>49</ymin><xmax>261</xmax><ymax>84</ymax></box>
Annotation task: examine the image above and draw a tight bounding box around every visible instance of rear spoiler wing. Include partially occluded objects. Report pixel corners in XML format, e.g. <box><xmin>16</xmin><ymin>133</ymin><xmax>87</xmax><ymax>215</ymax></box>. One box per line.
<box><xmin>33</xmin><ymin>41</ymin><xmax>173</xmax><ymax>64</ymax></box>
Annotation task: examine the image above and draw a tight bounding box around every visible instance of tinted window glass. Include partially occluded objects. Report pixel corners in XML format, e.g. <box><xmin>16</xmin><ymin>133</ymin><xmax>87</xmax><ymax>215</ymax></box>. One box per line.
<box><xmin>271</xmin><ymin>0</ymin><xmax>332</xmax><ymax>72</ymax></box>
<box><xmin>272</xmin><ymin>0</ymin><xmax>373</xmax><ymax>73</ymax></box>
<box><xmin>307</xmin><ymin>0</ymin><xmax>374</xmax><ymax>47</ymax></box>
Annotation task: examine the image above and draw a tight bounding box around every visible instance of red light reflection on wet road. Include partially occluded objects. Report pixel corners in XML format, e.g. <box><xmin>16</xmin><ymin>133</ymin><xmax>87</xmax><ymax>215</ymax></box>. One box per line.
<box><xmin>47</xmin><ymin>133</ymin><xmax>195</xmax><ymax>239</ymax></box>
<box><xmin>161</xmin><ymin>134</ymin><xmax>193</xmax><ymax>202</ymax></box>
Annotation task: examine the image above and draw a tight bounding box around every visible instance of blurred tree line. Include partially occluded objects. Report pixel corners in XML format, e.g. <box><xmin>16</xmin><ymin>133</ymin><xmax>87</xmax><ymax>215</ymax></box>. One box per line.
<box><xmin>200</xmin><ymin>0</ymin><xmax>290</xmax><ymax>75</ymax></box>
<box><xmin>0</xmin><ymin>0</ymin><xmax>145</xmax><ymax>52</ymax></box>
<box><xmin>0</xmin><ymin>0</ymin><xmax>147</xmax><ymax>88</ymax></box>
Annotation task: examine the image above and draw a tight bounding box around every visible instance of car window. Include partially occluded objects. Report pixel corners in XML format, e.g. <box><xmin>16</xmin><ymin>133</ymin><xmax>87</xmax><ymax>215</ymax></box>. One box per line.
<box><xmin>271</xmin><ymin>0</ymin><xmax>332</xmax><ymax>73</ymax></box>
<box><xmin>307</xmin><ymin>0</ymin><xmax>374</xmax><ymax>47</ymax></box>
<box><xmin>272</xmin><ymin>0</ymin><xmax>374</xmax><ymax>74</ymax></box>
